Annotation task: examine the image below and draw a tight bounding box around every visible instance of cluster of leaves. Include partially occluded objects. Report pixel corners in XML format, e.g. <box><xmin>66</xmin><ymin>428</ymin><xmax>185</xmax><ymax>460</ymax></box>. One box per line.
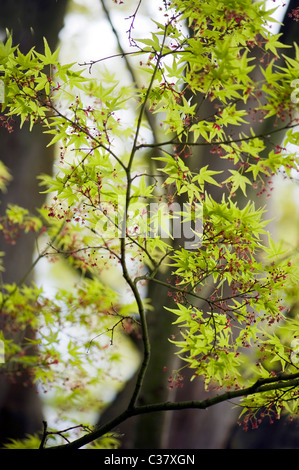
<box><xmin>168</xmin><ymin>198</ymin><xmax>297</xmax><ymax>384</ymax></box>
<box><xmin>1</xmin><ymin>0</ymin><xmax>299</xmax><ymax>448</ymax></box>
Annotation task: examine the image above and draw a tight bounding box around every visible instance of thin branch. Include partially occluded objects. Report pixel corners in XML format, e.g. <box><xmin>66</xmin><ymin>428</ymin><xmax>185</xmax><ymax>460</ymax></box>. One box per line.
<box><xmin>86</xmin><ymin>305</ymin><xmax>141</xmax><ymax>351</ymax></box>
<box><xmin>39</xmin><ymin>421</ymin><xmax>93</xmax><ymax>449</ymax></box>
<box><xmin>99</xmin><ymin>0</ymin><xmax>159</xmax><ymax>143</ymax></box>
<box><xmin>0</xmin><ymin>219</ymin><xmax>66</xmax><ymax>312</ymax></box>
<box><xmin>146</xmin><ymin>276</ymin><xmax>209</xmax><ymax>303</ymax></box>
<box><xmin>78</xmin><ymin>51</ymin><xmax>143</xmax><ymax>72</ymax></box>
<box><xmin>46</xmin><ymin>101</ymin><xmax>128</xmax><ymax>172</ymax></box>
<box><xmin>135</xmin><ymin>121</ymin><xmax>299</xmax><ymax>151</ymax></box>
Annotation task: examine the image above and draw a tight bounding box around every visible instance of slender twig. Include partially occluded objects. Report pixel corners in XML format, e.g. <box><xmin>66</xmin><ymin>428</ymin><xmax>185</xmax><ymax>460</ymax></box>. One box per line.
<box><xmin>46</xmin><ymin>101</ymin><xmax>128</xmax><ymax>172</ymax></box>
<box><xmin>136</xmin><ymin>121</ymin><xmax>299</xmax><ymax>151</ymax></box>
<box><xmin>86</xmin><ymin>306</ymin><xmax>141</xmax><ymax>351</ymax></box>
<box><xmin>0</xmin><ymin>219</ymin><xmax>66</xmax><ymax>312</ymax></box>
<box><xmin>99</xmin><ymin>0</ymin><xmax>159</xmax><ymax>143</ymax></box>
<box><xmin>78</xmin><ymin>51</ymin><xmax>145</xmax><ymax>72</ymax></box>
<box><xmin>39</xmin><ymin>421</ymin><xmax>93</xmax><ymax>449</ymax></box>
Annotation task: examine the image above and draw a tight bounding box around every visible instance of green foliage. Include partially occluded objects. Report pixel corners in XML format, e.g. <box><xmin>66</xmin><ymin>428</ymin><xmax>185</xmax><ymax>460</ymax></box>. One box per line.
<box><xmin>2</xmin><ymin>434</ymin><xmax>42</xmax><ymax>449</ymax></box>
<box><xmin>1</xmin><ymin>0</ymin><xmax>299</xmax><ymax>447</ymax></box>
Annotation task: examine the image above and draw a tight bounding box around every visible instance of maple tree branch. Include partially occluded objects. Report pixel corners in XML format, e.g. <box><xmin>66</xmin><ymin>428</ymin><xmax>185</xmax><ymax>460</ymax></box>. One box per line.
<box><xmin>50</xmin><ymin>371</ymin><xmax>299</xmax><ymax>449</ymax></box>
<box><xmin>136</xmin><ymin>121</ymin><xmax>299</xmax><ymax>151</ymax></box>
